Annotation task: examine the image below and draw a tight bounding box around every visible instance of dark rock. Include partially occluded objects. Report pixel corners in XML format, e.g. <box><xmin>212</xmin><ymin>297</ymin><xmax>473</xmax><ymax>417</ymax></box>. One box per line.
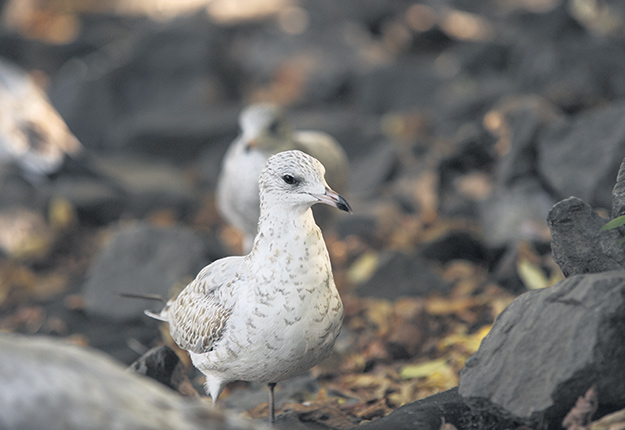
<box><xmin>479</xmin><ymin>179</ymin><xmax>555</xmax><ymax>248</ymax></box>
<box><xmin>354</xmin><ymin>57</ymin><xmax>442</xmax><ymax>114</ymax></box>
<box><xmin>83</xmin><ymin>222</ymin><xmax>224</xmax><ymax>321</ymax></box>
<box><xmin>459</xmin><ymin>271</ymin><xmax>625</xmax><ymax>427</ymax></box>
<box><xmin>421</xmin><ymin>231</ymin><xmax>487</xmax><ymax>265</ymax></box>
<box><xmin>222</xmin><ymin>373</ymin><xmax>320</xmax><ymax>415</ymax></box>
<box><xmin>356</xmin><ymin>388</ymin><xmax>470</xmax><ymax>430</ymax></box>
<box><xmin>230</xmin><ymin>21</ymin><xmax>377</xmax><ymax>104</ymax></box>
<box><xmin>354</xmin><ymin>251</ymin><xmax>450</xmax><ymax>299</ymax></box>
<box><xmin>0</xmin><ymin>334</ymin><xmax>261</xmax><ymax>430</ymax></box>
<box><xmin>348</xmin><ymin>142</ymin><xmax>399</xmax><ymax>199</ymax></box>
<box><xmin>509</xmin><ymin>5</ymin><xmax>625</xmax><ymax>110</ymax></box>
<box><xmin>301</xmin><ymin>0</ymin><xmax>406</xmax><ymax>29</ymax></box>
<box><xmin>48</xmin><ymin>12</ymin><xmax>234</xmax><ymax>155</ymax></box>
<box><xmin>547</xmin><ymin>197</ymin><xmax>625</xmax><ymax>277</ymax></box>
<box><xmin>437</xmin><ymin>124</ymin><xmax>496</xmax><ymax>218</ymax></box>
<box><xmin>438</xmin><ymin>125</ymin><xmax>495</xmax><ymax>184</ymax></box>
<box><xmin>129</xmin><ymin>345</ymin><xmax>198</xmax><ymax>396</ymax></box>
<box><xmin>488</xmin><ymin>245</ymin><xmax>528</xmax><ymax>295</ymax></box>
<box><xmin>0</xmin><ymin>14</ymin><xmax>144</xmax><ymax>76</ymax></box>
<box><xmin>489</xmin><ymin>95</ymin><xmax>562</xmax><ymax>187</ymax></box>
<box><xmin>537</xmin><ymin>102</ymin><xmax>625</xmax><ymax>209</ymax></box>
<box><xmin>51</xmin><ymin>176</ymin><xmax>125</xmax><ymax>225</ymax></box>
<box><xmin>0</xmin><ymin>171</ymin><xmax>48</xmax><ymax>210</ymax></box>
<box><xmin>334</xmin><ymin>213</ymin><xmax>379</xmax><ymax>245</ymax></box>
<box><xmin>289</xmin><ymin>108</ymin><xmax>382</xmax><ymax>160</ymax></box>
<box><xmin>273</xmin><ymin>413</ymin><xmax>329</xmax><ymax>430</ymax></box>
<box><xmin>91</xmin><ymin>154</ymin><xmax>198</xmax><ymax>217</ymax></box>
<box><xmin>106</xmin><ymin>105</ymin><xmax>242</xmax><ymax>163</ymax></box>
<box><xmin>611</xmin><ymin>157</ymin><xmax>625</xmax><ymax>219</ymax></box>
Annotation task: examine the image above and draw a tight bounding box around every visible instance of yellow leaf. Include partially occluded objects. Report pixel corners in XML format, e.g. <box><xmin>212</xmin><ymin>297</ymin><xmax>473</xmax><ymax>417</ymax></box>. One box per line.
<box><xmin>425</xmin><ymin>296</ymin><xmax>487</xmax><ymax>315</ymax></box>
<box><xmin>423</xmin><ymin>365</ymin><xmax>459</xmax><ymax>390</ymax></box>
<box><xmin>347</xmin><ymin>252</ymin><xmax>379</xmax><ymax>285</ymax></box>
<box><xmin>400</xmin><ymin>358</ymin><xmax>448</xmax><ymax>379</ymax></box>
<box><xmin>438</xmin><ymin>325</ymin><xmax>491</xmax><ymax>355</ymax></box>
<box><xmin>48</xmin><ymin>197</ymin><xmax>76</xmax><ymax>231</ymax></box>
<box><xmin>517</xmin><ymin>258</ymin><xmax>550</xmax><ymax>289</ymax></box>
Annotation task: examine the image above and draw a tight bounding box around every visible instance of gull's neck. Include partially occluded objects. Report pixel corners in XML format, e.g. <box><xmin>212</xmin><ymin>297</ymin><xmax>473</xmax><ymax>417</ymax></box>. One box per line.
<box><xmin>248</xmin><ymin>203</ymin><xmax>326</xmax><ymax>264</ymax></box>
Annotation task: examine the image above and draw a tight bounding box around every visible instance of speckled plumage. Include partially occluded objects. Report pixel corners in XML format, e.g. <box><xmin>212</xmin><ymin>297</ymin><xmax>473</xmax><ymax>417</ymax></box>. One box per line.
<box><xmin>0</xmin><ymin>59</ymin><xmax>81</xmax><ymax>180</ymax></box>
<box><xmin>216</xmin><ymin>103</ymin><xmax>349</xmax><ymax>250</ymax></box>
<box><xmin>148</xmin><ymin>150</ymin><xmax>350</xmax><ymax>421</ymax></box>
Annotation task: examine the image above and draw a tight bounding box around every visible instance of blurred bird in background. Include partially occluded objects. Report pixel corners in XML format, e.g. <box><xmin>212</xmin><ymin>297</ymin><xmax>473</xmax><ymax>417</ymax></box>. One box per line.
<box><xmin>0</xmin><ymin>58</ymin><xmax>82</xmax><ymax>183</ymax></box>
<box><xmin>217</xmin><ymin>103</ymin><xmax>349</xmax><ymax>251</ymax></box>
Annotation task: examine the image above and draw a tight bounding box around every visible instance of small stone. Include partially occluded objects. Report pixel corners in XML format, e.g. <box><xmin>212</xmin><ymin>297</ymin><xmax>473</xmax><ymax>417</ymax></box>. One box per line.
<box><xmin>354</xmin><ymin>251</ymin><xmax>451</xmax><ymax>300</ymax></box>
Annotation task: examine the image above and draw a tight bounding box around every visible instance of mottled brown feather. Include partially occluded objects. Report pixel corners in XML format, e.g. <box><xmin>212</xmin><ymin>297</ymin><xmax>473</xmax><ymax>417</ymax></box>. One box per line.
<box><xmin>159</xmin><ymin>256</ymin><xmax>244</xmax><ymax>354</ymax></box>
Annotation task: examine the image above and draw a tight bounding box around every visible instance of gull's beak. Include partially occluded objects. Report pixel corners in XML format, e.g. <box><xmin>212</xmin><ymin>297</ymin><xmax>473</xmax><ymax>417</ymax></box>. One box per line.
<box><xmin>313</xmin><ymin>187</ymin><xmax>352</xmax><ymax>213</ymax></box>
<box><xmin>244</xmin><ymin>138</ymin><xmax>258</xmax><ymax>152</ymax></box>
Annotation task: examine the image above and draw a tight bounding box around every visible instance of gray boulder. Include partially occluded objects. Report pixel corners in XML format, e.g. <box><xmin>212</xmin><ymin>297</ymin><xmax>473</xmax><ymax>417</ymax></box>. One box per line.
<box><xmin>548</xmin><ymin>197</ymin><xmax>625</xmax><ymax>277</ymax></box>
<box><xmin>83</xmin><ymin>221</ymin><xmax>222</xmax><ymax>321</ymax></box>
<box><xmin>0</xmin><ymin>334</ymin><xmax>263</xmax><ymax>430</ymax></box>
<box><xmin>548</xmin><ymin>157</ymin><xmax>625</xmax><ymax>277</ymax></box>
<box><xmin>538</xmin><ymin>102</ymin><xmax>625</xmax><ymax>209</ymax></box>
<box><xmin>459</xmin><ymin>270</ymin><xmax>625</xmax><ymax>427</ymax></box>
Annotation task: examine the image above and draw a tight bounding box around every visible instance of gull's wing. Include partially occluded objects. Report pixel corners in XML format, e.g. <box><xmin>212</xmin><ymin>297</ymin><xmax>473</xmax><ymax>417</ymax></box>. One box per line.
<box><xmin>151</xmin><ymin>256</ymin><xmax>245</xmax><ymax>354</ymax></box>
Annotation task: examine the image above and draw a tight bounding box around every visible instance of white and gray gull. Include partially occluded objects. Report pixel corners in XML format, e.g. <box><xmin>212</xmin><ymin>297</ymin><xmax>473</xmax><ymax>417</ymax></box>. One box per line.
<box><xmin>147</xmin><ymin>150</ymin><xmax>351</xmax><ymax>423</ymax></box>
<box><xmin>0</xmin><ymin>58</ymin><xmax>82</xmax><ymax>181</ymax></box>
<box><xmin>216</xmin><ymin>103</ymin><xmax>349</xmax><ymax>251</ymax></box>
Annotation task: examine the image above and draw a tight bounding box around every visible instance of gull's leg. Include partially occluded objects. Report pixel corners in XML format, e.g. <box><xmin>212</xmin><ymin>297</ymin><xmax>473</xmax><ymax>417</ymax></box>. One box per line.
<box><xmin>268</xmin><ymin>382</ymin><xmax>277</xmax><ymax>424</ymax></box>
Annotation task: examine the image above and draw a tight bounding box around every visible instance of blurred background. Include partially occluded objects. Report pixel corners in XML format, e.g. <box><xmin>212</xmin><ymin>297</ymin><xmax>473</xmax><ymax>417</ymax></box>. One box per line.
<box><xmin>1</xmin><ymin>0</ymin><xmax>624</xmax><ymax>425</ymax></box>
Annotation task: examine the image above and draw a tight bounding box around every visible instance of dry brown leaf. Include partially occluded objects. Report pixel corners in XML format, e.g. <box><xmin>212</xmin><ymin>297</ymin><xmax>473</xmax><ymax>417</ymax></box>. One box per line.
<box><xmin>393</xmin><ymin>297</ymin><xmax>425</xmax><ymax>320</ymax></box>
<box><xmin>0</xmin><ymin>306</ymin><xmax>45</xmax><ymax>333</ymax></box>
<box><xmin>353</xmin><ymin>398</ymin><xmax>390</xmax><ymax>420</ymax></box>
<box><xmin>455</xmin><ymin>171</ymin><xmax>492</xmax><ymax>200</ymax></box>
<box><xmin>563</xmin><ymin>385</ymin><xmax>598</xmax><ymax>430</ymax></box>
<box><xmin>425</xmin><ymin>295</ymin><xmax>488</xmax><ymax>315</ymax></box>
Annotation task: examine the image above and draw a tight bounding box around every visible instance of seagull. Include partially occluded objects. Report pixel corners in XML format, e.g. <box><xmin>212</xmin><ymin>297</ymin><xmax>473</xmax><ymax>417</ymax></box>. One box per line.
<box><xmin>216</xmin><ymin>103</ymin><xmax>349</xmax><ymax>251</ymax></box>
<box><xmin>0</xmin><ymin>58</ymin><xmax>82</xmax><ymax>182</ymax></box>
<box><xmin>147</xmin><ymin>150</ymin><xmax>351</xmax><ymax>423</ymax></box>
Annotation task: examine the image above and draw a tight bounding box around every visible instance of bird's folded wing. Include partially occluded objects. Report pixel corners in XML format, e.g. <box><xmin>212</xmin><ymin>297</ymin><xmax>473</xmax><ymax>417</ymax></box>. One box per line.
<box><xmin>167</xmin><ymin>256</ymin><xmax>243</xmax><ymax>354</ymax></box>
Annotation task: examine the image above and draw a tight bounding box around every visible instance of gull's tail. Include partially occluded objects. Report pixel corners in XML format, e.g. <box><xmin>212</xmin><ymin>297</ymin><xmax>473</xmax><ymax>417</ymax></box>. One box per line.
<box><xmin>143</xmin><ymin>309</ymin><xmax>168</xmax><ymax>322</ymax></box>
<box><xmin>115</xmin><ymin>292</ymin><xmax>168</xmax><ymax>322</ymax></box>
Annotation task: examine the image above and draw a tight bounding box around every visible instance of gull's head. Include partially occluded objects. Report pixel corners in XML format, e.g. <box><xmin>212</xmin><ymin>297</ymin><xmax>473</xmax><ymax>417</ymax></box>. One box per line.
<box><xmin>238</xmin><ymin>103</ymin><xmax>293</xmax><ymax>153</ymax></box>
<box><xmin>259</xmin><ymin>150</ymin><xmax>352</xmax><ymax>214</ymax></box>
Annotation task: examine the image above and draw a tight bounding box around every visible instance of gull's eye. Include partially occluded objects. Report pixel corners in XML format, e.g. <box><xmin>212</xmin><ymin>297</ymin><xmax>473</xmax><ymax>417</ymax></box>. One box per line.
<box><xmin>282</xmin><ymin>174</ymin><xmax>297</xmax><ymax>185</ymax></box>
<box><xmin>267</xmin><ymin>119</ymin><xmax>281</xmax><ymax>135</ymax></box>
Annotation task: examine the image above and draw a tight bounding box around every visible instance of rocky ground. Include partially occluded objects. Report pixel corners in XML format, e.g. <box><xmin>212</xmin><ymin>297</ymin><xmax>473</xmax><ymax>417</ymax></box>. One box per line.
<box><xmin>1</xmin><ymin>0</ymin><xmax>625</xmax><ymax>429</ymax></box>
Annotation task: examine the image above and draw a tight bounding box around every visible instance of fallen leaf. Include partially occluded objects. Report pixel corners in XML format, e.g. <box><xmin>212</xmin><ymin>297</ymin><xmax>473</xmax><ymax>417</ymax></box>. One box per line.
<box><xmin>400</xmin><ymin>358</ymin><xmax>449</xmax><ymax>379</ymax></box>
<box><xmin>517</xmin><ymin>257</ymin><xmax>551</xmax><ymax>290</ymax></box>
<box><xmin>563</xmin><ymin>385</ymin><xmax>598</xmax><ymax>430</ymax></box>
<box><xmin>590</xmin><ymin>408</ymin><xmax>625</xmax><ymax>430</ymax></box>
<box><xmin>48</xmin><ymin>197</ymin><xmax>76</xmax><ymax>231</ymax></box>
<box><xmin>438</xmin><ymin>325</ymin><xmax>491</xmax><ymax>357</ymax></box>
<box><xmin>347</xmin><ymin>251</ymin><xmax>379</xmax><ymax>285</ymax></box>
<box><xmin>425</xmin><ymin>295</ymin><xmax>488</xmax><ymax>315</ymax></box>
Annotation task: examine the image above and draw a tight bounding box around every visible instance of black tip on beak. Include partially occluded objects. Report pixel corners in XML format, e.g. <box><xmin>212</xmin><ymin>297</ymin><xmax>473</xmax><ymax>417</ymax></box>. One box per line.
<box><xmin>336</xmin><ymin>195</ymin><xmax>352</xmax><ymax>213</ymax></box>
<box><xmin>313</xmin><ymin>188</ymin><xmax>353</xmax><ymax>213</ymax></box>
